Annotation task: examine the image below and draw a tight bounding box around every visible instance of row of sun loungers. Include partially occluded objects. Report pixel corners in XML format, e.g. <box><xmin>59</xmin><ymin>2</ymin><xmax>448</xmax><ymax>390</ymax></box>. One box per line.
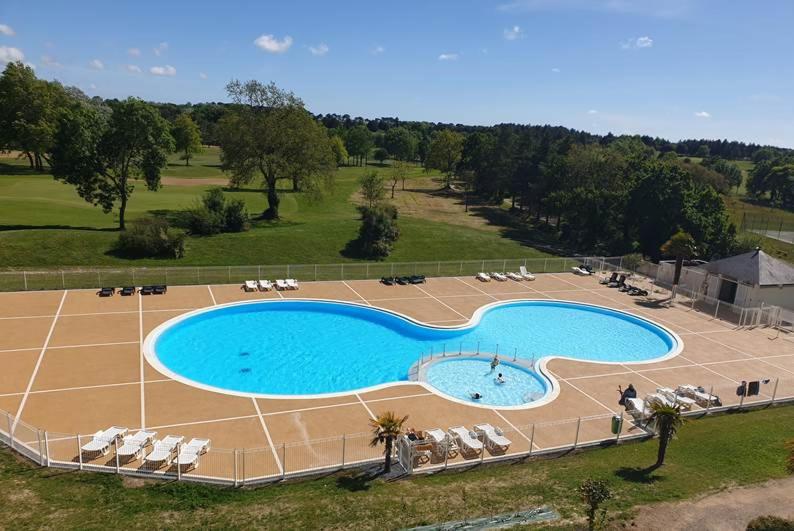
<box><xmin>381</xmin><ymin>275</ymin><xmax>426</xmax><ymax>285</ymax></box>
<box><xmin>243</xmin><ymin>279</ymin><xmax>299</xmax><ymax>292</ymax></box>
<box><xmin>625</xmin><ymin>385</ymin><xmax>722</xmax><ymax>424</ymax></box>
<box><xmin>97</xmin><ymin>285</ymin><xmax>167</xmax><ymax>297</ymax></box>
<box><xmin>411</xmin><ymin>424</ymin><xmax>512</xmax><ymax>463</ymax></box>
<box><xmin>80</xmin><ymin>427</ymin><xmax>211</xmax><ymax>471</ymax></box>
<box><xmin>477</xmin><ymin>266</ymin><xmax>535</xmax><ymax>282</ymax></box>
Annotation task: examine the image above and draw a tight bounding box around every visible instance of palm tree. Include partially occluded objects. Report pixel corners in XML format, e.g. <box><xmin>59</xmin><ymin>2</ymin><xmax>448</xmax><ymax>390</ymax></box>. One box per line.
<box><xmin>660</xmin><ymin>230</ymin><xmax>697</xmax><ymax>289</ymax></box>
<box><xmin>369</xmin><ymin>411</ymin><xmax>408</xmax><ymax>473</ymax></box>
<box><xmin>649</xmin><ymin>402</ymin><xmax>684</xmax><ymax>470</ymax></box>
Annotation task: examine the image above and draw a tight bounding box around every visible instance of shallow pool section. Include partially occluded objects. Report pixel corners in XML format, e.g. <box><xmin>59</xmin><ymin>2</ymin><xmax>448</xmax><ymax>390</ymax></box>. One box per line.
<box><xmin>425</xmin><ymin>359</ymin><xmax>547</xmax><ymax>406</ymax></box>
<box><xmin>148</xmin><ymin>299</ymin><xmax>678</xmax><ymax>404</ymax></box>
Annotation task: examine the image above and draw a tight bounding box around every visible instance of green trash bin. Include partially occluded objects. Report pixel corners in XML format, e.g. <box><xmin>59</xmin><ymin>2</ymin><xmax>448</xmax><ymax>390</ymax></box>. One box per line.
<box><xmin>611</xmin><ymin>414</ymin><xmax>623</xmax><ymax>435</ymax></box>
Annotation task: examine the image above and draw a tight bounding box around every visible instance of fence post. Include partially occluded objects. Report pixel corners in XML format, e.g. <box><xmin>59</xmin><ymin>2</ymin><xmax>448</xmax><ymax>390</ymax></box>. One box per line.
<box><xmin>341</xmin><ymin>435</ymin><xmax>346</xmax><ymax>467</ymax></box>
<box><xmin>176</xmin><ymin>442</ymin><xmax>182</xmax><ymax>480</ymax></box>
<box><xmin>476</xmin><ymin>341</ymin><xmax>480</xmax><ymax>355</ymax></box>
<box><xmin>6</xmin><ymin>413</ymin><xmax>12</xmax><ymax>449</ymax></box>
<box><xmin>61</xmin><ymin>270</ymin><xmax>65</xmax><ymax>289</ymax></box>
<box><xmin>771</xmin><ymin>378</ymin><xmax>779</xmax><ymax>404</ymax></box>
<box><xmin>281</xmin><ymin>443</ymin><xmax>287</xmax><ymax>480</ymax></box>
<box><xmin>44</xmin><ymin>431</ymin><xmax>50</xmax><ymax>466</ymax></box>
<box><xmin>704</xmin><ymin>386</ymin><xmax>714</xmax><ymax>415</ymax></box>
<box><xmin>543</xmin><ymin>259</ymin><xmax>548</xmax><ymax>272</ymax></box>
<box><xmin>234</xmin><ymin>450</ymin><xmax>239</xmax><ymax>487</ymax></box>
<box><xmin>314</xmin><ymin>264</ymin><xmax>318</xmax><ymax>281</ymax></box>
<box><xmin>227</xmin><ymin>266</ymin><xmax>231</xmax><ymax>283</ymax></box>
<box><xmin>714</xmin><ymin>300</ymin><xmax>720</xmax><ymax>319</ymax></box>
<box><xmin>528</xmin><ymin>424</ymin><xmax>535</xmax><ymax>456</ymax></box>
<box><xmin>341</xmin><ymin>263</ymin><xmax>345</xmax><ymax>280</ymax></box>
<box><xmin>480</xmin><ymin>438</ymin><xmax>485</xmax><ymax>464</ymax></box>
<box><xmin>37</xmin><ymin>430</ymin><xmax>44</xmax><ymax>466</ymax></box>
<box><xmin>459</xmin><ymin>261</ymin><xmax>463</xmax><ymax>275</ymax></box>
<box><xmin>444</xmin><ymin>441</ymin><xmax>449</xmax><ymax>470</ymax></box>
<box><xmin>573</xmin><ymin>417</ymin><xmax>581</xmax><ymax>449</ymax></box>
<box><xmin>615</xmin><ymin>413</ymin><xmax>622</xmax><ymax>444</ymax></box>
<box><xmin>23</xmin><ymin>271</ymin><xmax>28</xmax><ymax>291</ymax></box>
<box><xmin>114</xmin><ymin>438</ymin><xmax>120</xmax><ymax>474</ymax></box>
<box><xmin>241</xmin><ymin>448</ymin><xmax>246</xmax><ymax>486</ymax></box>
<box><xmin>77</xmin><ymin>435</ymin><xmax>83</xmax><ymax>470</ymax></box>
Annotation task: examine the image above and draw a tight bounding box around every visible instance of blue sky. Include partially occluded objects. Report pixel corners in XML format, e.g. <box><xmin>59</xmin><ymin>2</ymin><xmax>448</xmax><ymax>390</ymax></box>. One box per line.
<box><xmin>1</xmin><ymin>0</ymin><xmax>792</xmax><ymax>147</ymax></box>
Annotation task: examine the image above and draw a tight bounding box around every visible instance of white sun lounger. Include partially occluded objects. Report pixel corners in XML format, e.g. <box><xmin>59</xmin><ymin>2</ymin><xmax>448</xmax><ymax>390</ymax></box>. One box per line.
<box><xmin>175</xmin><ymin>438</ymin><xmax>211</xmax><ymax>470</ymax></box>
<box><xmin>243</xmin><ymin>280</ymin><xmax>258</xmax><ymax>292</ymax></box>
<box><xmin>474</xmin><ymin>423</ymin><xmax>512</xmax><ymax>452</ymax></box>
<box><xmin>143</xmin><ymin>435</ymin><xmax>184</xmax><ymax>466</ymax></box>
<box><xmin>677</xmin><ymin>385</ymin><xmax>721</xmax><ymax>407</ymax></box>
<box><xmin>645</xmin><ymin>393</ymin><xmax>676</xmax><ymax>409</ymax></box>
<box><xmin>657</xmin><ymin>387</ymin><xmax>695</xmax><ymax>411</ymax></box>
<box><xmin>257</xmin><ymin>279</ymin><xmax>273</xmax><ymax>291</ymax></box>
<box><xmin>275</xmin><ymin>279</ymin><xmax>289</xmax><ymax>290</ymax></box>
<box><xmin>286</xmin><ymin>278</ymin><xmax>299</xmax><ymax>290</ymax></box>
<box><xmin>116</xmin><ymin>430</ymin><xmax>157</xmax><ymax>459</ymax></box>
<box><xmin>625</xmin><ymin>397</ymin><xmax>651</xmax><ymax>422</ymax></box>
<box><xmin>519</xmin><ymin>266</ymin><xmax>535</xmax><ymax>280</ymax></box>
<box><xmin>476</xmin><ymin>272</ymin><xmax>491</xmax><ymax>282</ymax></box>
<box><xmin>425</xmin><ymin>428</ymin><xmax>458</xmax><ymax>457</ymax></box>
<box><xmin>448</xmin><ymin>426</ymin><xmax>484</xmax><ymax>455</ymax></box>
<box><xmin>490</xmin><ymin>272</ymin><xmax>508</xmax><ymax>282</ymax></box>
<box><xmin>506</xmin><ymin>272</ymin><xmax>523</xmax><ymax>281</ymax></box>
<box><xmin>80</xmin><ymin>426</ymin><xmax>128</xmax><ymax>455</ymax></box>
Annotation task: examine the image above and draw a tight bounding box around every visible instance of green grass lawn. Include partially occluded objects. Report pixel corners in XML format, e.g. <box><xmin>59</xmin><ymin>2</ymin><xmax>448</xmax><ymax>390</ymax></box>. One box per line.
<box><xmin>1</xmin><ymin>406</ymin><xmax>792</xmax><ymax>529</ymax></box>
<box><xmin>162</xmin><ymin>146</ymin><xmax>227</xmax><ymax>179</ymax></box>
<box><xmin>0</xmin><ymin>153</ymin><xmax>550</xmax><ymax>268</ymax></box>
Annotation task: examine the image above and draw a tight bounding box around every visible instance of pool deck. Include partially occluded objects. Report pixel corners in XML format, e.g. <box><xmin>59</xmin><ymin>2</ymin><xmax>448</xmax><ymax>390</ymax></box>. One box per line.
<box><xmin>1</xmin><ymin>273</ymin><xmax>793</xmax><ymax>478</ymax></box>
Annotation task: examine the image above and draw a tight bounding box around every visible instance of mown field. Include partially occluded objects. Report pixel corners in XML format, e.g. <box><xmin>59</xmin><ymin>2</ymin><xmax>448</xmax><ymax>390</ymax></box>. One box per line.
<box><xmin>0</xmin><ymin>148</ymin><xmax>550</xmax><ymax>268</ymax></box>
<box><xmin>1</xmin><ymin>405</ymin><xmax>792</xmax><ymax>529</ymax></box>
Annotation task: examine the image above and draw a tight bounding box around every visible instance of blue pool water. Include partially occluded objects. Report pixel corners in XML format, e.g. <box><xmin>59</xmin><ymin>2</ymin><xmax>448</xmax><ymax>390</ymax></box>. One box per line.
<box><xmin>426</xmin><ymin>359</ymin><xmax>547</xmax><ymax>406</ymax></box>
<box><xmin>152</xmin><ymin>300</ymin><xmax>676</xmax><ymax>403</ymax></box>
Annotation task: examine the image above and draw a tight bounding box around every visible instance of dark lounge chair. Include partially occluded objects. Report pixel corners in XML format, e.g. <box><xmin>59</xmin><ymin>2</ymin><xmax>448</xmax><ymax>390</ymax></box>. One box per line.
<box><xmin>97</xmin><ymin>287</ymin><xmax>115</xmax><ymax>297</ymax></box>
<box><xmin>600</xmin><ymin>272</ymin><xmax>618</xmax><ymax>285</ymax></box>
<box><xmin>380</xmin><ymin>277</ymin><xmax>396</xmax><ymax>286</ymax></box>
<box><xmin>396</xmin><ymin>276</ymin><xmax>411</xmax><ymax>285</ymax></box>
<box><xmin>153</xmin><ymin>285</ymin><xmax>167</xmax><ymax>295</ymax></box>
<box><xmin>409</xmin><ymin>275</ymin><xmax>426</xmax><ymax>284</ymax></box>
<box><xmin>140</xmin><ymin>285</ymin><xmax>154</xmax><ymax>295</ymax></box>
<box><xmin>120</xmin><ymin>286</ymin><xmax>136</xmax><ymax>296</ymax></box>
<box><xmin>608</xmin><ymin>274</ymin><xmax>626</xmax><ymax>288</ymax></box>
<box><xmin>628</xmin><ymin>286</ymin><xmax>648</xmax><ymax>296</ymax></box>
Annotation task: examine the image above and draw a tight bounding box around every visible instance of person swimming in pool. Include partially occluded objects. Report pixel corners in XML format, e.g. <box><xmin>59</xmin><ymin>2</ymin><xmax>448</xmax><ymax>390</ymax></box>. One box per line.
<box><xmin>470</xmin><ymin>392</ymin><xmax>483</xmax><ymax>400</ymax></box>
<box><xmin>490</xmin><ymin>354</ymin><xmax>500</xmax><ymax>372</ymax></box>
<box><xmin>495</xmin><ymin>373</ymin><xmax>505</xmax><ymax>384</ymax></box>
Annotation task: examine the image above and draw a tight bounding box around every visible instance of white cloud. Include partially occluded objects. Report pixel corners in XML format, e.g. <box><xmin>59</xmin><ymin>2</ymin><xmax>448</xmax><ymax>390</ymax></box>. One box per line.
<box><xmin>199</xmin><ymin>72</ymin><xmax>207</xmax><ymax>79</ymax></box>
<box><xmin>694</xmin><ymin>111</ymin><xmax>711</xmax><ymax>118</ymax></box>
<box><xmin>150</xmin><ymin>64</ymin><xmax>176</xmax><ymax>76</ymax></box>
<box><xmin>621</xmin><ymin>36</ymin><xmax>653</xmax><ymax>49</ymax></box>
<box><xmin>153</xmin><ymin>42</ymin><xmax>168</xmax><ymax>56</ymax></box>
<box><xmin>254</xmin><ymin>34</ymin><xmax>293</xmax><ymax>54</ymax></box>
<box><xmin>371</xmin><ymin>45</ymin><xmax>384</xmax><ymax>55</ymax></box>
<box><xmin>88</xmin><ymin>83</ymin><xmax>96</xmax><ymax>90</ymax></box>
<box><xmin>126</xmin><ymin>64</ymin><xmax>142</xmax><ymax>74</ymax></box>
<box><xmin>128</xmin><ymin>47</ymin><xmax>141</xmax><ymax>57</ymax></box>
<box><xmin>41</xmin><ymin>55</ymin><xmax>62</xmax><ymax>68</ymax></box>
<box><xmin>308</xmin><ymin>43</ymin><xmax>329</xmax><ymax>56</ymax></box>
<box><xmin>587</xmin><ymin>109</ymin><xmax>598</xmax><ymax>114</ymax></box>
<box><xmin>551</xmin><ymin>67</ymin><xmax>560</xmax><ymax>73</ymax></box>
<box><xmin>89</xmin><ymin>59</ymin><xmax>104</xmax><ymax>70</ymax></box>
<box><xmin>503</xmin><ymin>25</ymin><xmax>523</xmax><ymax>40</ymax></box>
<box><xmin>438</xmin><ymin>52</ymin><xmax>459</xmax><ymax>61</ymax></box>
<box><xmin>0</xmin><ymin>24</ymin><xmax>15</xmax><ymax>36</ymax></box>
<box><xmin>0</xmin><ymin>46</ymin><xmax>24</xmax><ymax>64</ymax></box>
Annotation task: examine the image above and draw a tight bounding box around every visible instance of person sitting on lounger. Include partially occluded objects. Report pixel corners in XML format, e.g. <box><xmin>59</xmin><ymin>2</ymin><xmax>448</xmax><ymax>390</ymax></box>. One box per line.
<box><xmin>495</xmin><ymin>373</ymin><xmax>505</xmax><ymax>384</ymax></box>
<box><xmin>617</xmin><ymin>384</ymin><xmax>637</xmax><ymax>407</ymax></box>
<box><xmin>470</xmin><ymin>392</ymin><xmax>483</xmax><ymax>400</ymax></box>
<box><xmin>406</xmin><ymin>428</ymin><xmax>419</xmax><ymax>441</ymax></box>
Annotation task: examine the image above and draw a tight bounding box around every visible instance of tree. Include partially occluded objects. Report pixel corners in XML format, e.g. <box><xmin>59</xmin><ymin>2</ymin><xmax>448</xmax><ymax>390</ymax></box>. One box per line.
<box><xmin>218</xmin><ymin>80</ymin><xmax>335</xmax><ymax>219</ymax></box>
<box><xmin>345</xmin><ymin>125</ymin><xmax>374</xmax><ymax>166</ymax></box>
<box><xmin>390</xmin><ymin>160</ymin><xmax>409</xmax><ymax>198</ymax></box>
<box><xmin>172</xmin><ymin>112</ymin><xmax>202</xmax><ymax>166</ymax></box>
<box><xmin>368</xmin><ymin>411</ymin><xmax>408</xmax><ymax>473</ymax></box>
<box><xmin>373</xmin><ymin>147</ymin><xmax>389</xmax><ymax>165</ymax></box>
<box><xmin>660</xmin><ymin>230</ymin><xmax>697</xmax><ymax>287</ymax></box>
<box><xmin>51</xmin><ymin>97</ymin><xmax>174</xmax><ymax>230</ymax></box>
<box><xmin>648</xmin><ymin>403</ymin><xmax>683</xmax><ymax>469</ymax></box>
<box><xmin>706</xmin><ymin>158</ymin><xmax>743</xmax><ymax>191</ymax></box>
<box><xmin>359</xmin><ymin>171</ymin><xmax>385</xmax><ymax>207</ymax></box>
<box><xmin>329</xmin><ymin>135</ymin><xmax>348</xmax><ymax>167</ymax></box>
<box><xmin>426</xmin><ymin>130</ymin><xmax>464</xmax><ymax>188</ymax></box>
<box><xmin>578</xmin><ymin>478</ymin><xmax>612</xmax><ymax>531</ymax></box>
<box><xmin>384</xmin><ymin>126</ymin><xmax>418</xmax><ymax>162</ymax></box>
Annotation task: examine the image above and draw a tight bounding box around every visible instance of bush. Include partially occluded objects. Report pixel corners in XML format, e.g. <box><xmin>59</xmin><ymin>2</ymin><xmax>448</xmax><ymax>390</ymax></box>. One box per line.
<box><xmin>186</xmin><ymin>188</ymin><xmax>249</xmax><ymax>235</ymax></box>
<box><xmin>117</xmin><ymin>218</ymin><xmax>185</xmax><ymax>258</ymax></box>
<box><xmin>747</xmin><ymin>515</ymin><xmax>794</xmax><ymax>531</ymax></box>
<box><xmin>356</xmin><ymin>204</ymin><xmax>400</xmax><ymax>259</ymax></box>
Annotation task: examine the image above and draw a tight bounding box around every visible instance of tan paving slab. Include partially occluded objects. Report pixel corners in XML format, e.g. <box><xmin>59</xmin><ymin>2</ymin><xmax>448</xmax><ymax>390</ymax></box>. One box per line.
<box><xmin>547</xmin><ymin>358</ymin><xmax>630</xmax><ymax>380</ymax></box>
<box><xmin>208</xmin><ymin>284</ymin><xmax>281</xmax><ymax>305</ymax></box>
<box><xmin>142</xmin><ymin>309</ymin><xmax>184</xmax><ymax>336</ymax></box>
<box><xmin>418</xmin><ymin>277</ymin><xmax>483</xmax><ymax>297</ymax></box>
<box><xmin>565</xmin><ymin>373</ymin><xmax>656</xmax><ymax>414</ymax></box>
<box><xmin>456</xmin><ymin>276</ymin><xmax>534</xmax><ymax>294</ymax></box>
<box><xmin>500</xmin><ymin>381</ymin><xmax>612</xmax><ymax>426</ymax></box>
<box><xmin>141</xmin><ymin>285</ymin><xmax>214</xmax><ymax>311</ymax></box>
<box><xmin>373</xmin><ymin>297</ymin><xmax>465</xmax><ymax>323</ymax></box>
<box><xmin>152</xmin><ymin>416</ymin><xmax>269</xmax><ymax>449</ymax></box>
<box><xmin>527</xmin><ymin>275</ymin><xmax>581</xmax><ymax>292</ymax></box>
<box><xmin>265</xmin><ymin>403</ymin><xmax>373</xmax><ymax>444</ymax></box>
<box><xmin>0</xmin><ymin>291</ymin><xmax>63</xmax><ymax>318</ymax></box>
<box><xmin>280</xmin><ymin>281</ymin><xmax>362</xmax><ymax>301</ymax></box>
<box><xmin>756</xmin><ymin>355</ymin><xmax>794</xmax><ymax>374</ymax></box>
<box><xmin>629</xmin><ymin>365</ymin><xmax>736</xmax><ymax>395</ymax></box>
<box><xmin>144</xmin><ymin>380</ymin><xmax>256</xmax><ymax>427</ymax></box>
<box><xmin>712</xmin><ymin>329</ymin><xmax>794</xmax><ymax>358</ymax></box>
<box><xmin>704</xmin><ymin>359</ymin><xmax>780</xmax><ymax>383</ymax></box>
<box><xmin>549</xmin><ymin>290</ymin><xmax>632</xmax><ymax>308</ymax></box>
<box><xmin>0</xmin><ymin>317</ymin><xmax>51</xmax><ymax>351</ymax></box>
<box><xmin>0</xmin><ymin>351</ymin><xmax>39</xmax><ymax>394</ymax></box>
<box><xmin>256</xmin><ymin>395</ymin><xmax>359</xmax><ymax>415</ymax></box>
<box><xmin>437</xmin><ymin>295</ymin><xmax>496</xmax><ymax>319</ymax></box>
<box><xmin>625</xmin><ymin>355</ymin><xmax>694</xmax><ymax>371</ymax></box>
<box><xmin>32</xmin><ymin>343</ymin><xmax>140</xmax><ymax>391</ymax></box>
<box><xmin>345</xmin><ymin>279</ymin><xmax>426</xmax><ymax>300</ymax></box>
<box><xmin>20</xmin><ymin>385</ymin><xmax>140</xmax><ymax>434</ymax></box>
<box><xmin>494</xmin><ymin>292</ymin><xmax>549</xmax><ymax>301</ymax></box>
<box><xmin>50</xmin><ymin>313</ymin><xmax>138</xmax><ymax>347</ymax></box>
<box><xmin>359</xmin><ymin>384</ymin><xmax>430</xmax><ymax>401</ymax></box>
<box><xmin>60</xmin><ymin>290</ymin><xmax>138</xmax><ymax>316</ymax></box>
<box><xmin>0</xmin><ymin>394</ymin><xmax>22</xmax><ymax>416</ymax></box>
<box><xmin>674</xmin><ymin>334</ymin><xmax>751</xmax><ymax>364</ymax></box>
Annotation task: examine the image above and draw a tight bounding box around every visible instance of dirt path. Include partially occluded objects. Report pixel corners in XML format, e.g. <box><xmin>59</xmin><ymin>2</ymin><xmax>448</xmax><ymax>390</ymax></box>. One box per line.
<box><xmin>624</xmin><ymin>477</ymin><xmax>794</xmax><ymax>530</ymax></box>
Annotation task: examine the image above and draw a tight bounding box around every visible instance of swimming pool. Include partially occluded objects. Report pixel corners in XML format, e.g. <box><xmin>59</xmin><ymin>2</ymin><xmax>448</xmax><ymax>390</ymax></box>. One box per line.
<box><xmin>145</xmin><ymin>299</ymin><xmax>680</xmax><ymax>407</ymax></box>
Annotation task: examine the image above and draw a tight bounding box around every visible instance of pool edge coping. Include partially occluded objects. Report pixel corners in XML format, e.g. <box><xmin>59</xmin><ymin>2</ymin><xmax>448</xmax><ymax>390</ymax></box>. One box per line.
<box><xmin>142</xmin><ymin>297</ymin><xmax>683</xmax><ymax>411</ymax></box>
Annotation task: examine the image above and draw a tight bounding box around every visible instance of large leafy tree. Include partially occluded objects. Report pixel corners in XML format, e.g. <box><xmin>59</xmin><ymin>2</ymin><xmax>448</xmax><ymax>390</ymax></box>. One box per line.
<box><xmin>345</xmin><ymin>125</ymin><xmax>374</xmax><ymax>166</ymax></box>
<box><xmin>0</xmin><ymin>61</ymin><xmax>68</xmax><ymax>170</ymax></box>
<box><xmin>384</xmin><ymin>126</ymin><xmax>418</xmax><ymax>162</ymax></box>
<box><xmin>660</xmin><ymin>230</ymin><xmax>697</xmax><ymax>287</ymax></box>
<box><xmin>218</xmin><ymin>80</ymin><xmax>335</xmax><ymax>219</ymax></box>
<box><xmin>426</xmin><ymin>129</ymin><xmax>464</xmax><ymax>188</ymax></box>
<box><xmin>51</xmin><ymin>97</ymin><xmax>174</xmax><ymax>230</ymax></box>
<box><xmin>172</xmin><ymin>112</ymin><xmax>203</xmax><ymax>166</ymax></box>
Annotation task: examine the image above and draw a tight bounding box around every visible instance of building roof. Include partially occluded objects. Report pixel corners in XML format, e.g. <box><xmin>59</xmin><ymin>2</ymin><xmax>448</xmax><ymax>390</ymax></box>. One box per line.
<box><xmin>700</xmin><ymin>249</ymin><xmax>794</xmax><ymax>286</ymax></box>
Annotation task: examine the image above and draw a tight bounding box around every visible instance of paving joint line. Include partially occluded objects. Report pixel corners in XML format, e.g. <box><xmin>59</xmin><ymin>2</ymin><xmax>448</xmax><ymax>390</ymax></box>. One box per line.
<box><xmin>138</xmin><ymin>292</ymin><xmax>146</xmax><ymax>429</ymax></box>
<box><xmin>452</xmin><ymin>277</ymin><xmax>498</xmax><ymax>300</ymax></box>
<box><xmin>207</xmin><ymin>285</ymin><xmax>217</xmax><ymax>306</ymax></box>
<box><xmin>251</xmin><ymin>397</ymin><xmax>283</xmax><ymax>475</ymax></box>
<box><xmin>412</xmin><ymin>284</ymin><xmax>468</xmax><ymax>319</ymax></box>
<box><xmin>491</xmin><ymin>409</ymin><xmax>537</xmax><ymax>449</ymax></box>
<box><xmin>355</xmin><ymin>393</ymin><xmax>377</xmax><ymax>420</ymax></box>
<box><xmin>341</xmin><ymin>281</ymin><xmax>371</xmax><ymax>305</ymax></box>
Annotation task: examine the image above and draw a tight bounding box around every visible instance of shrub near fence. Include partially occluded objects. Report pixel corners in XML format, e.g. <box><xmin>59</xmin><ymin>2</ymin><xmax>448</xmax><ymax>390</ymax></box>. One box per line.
<box><xmin>0</xmin><ymin>256</ymin><xmax>615</xmax><ymax>292</ymax></box>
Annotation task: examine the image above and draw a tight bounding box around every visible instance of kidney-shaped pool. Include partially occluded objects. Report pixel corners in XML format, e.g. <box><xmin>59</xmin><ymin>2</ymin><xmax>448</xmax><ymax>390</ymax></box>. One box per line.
<box><xmin>144</xmin><ymin>299</ymin><xmax>680</xmax><ymax>407</ymax></box>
